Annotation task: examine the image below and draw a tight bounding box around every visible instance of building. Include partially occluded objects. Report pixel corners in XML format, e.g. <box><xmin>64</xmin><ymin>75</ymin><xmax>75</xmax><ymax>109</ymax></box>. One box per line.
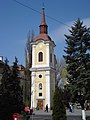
<box><xmin>0</xmin><ymin>56</ymin><xmax>4</xmax><ymax>84</ymax></box>
<box><xmin>30</xmin><ymin>7</ymin><xmax>56</xmax><ymax>110</ymax></box>
<box><xmin>17</xmin><ymin>65</ymin><xmax>26</xmax><ymax>102</ymax></box>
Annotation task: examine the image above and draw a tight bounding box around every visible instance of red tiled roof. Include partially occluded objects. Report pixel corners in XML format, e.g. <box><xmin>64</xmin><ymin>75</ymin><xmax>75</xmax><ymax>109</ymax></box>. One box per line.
<box><xmin>32</xmin><ymin>33</ymin><xmax>52</xmax><ymax>42</ymax></box>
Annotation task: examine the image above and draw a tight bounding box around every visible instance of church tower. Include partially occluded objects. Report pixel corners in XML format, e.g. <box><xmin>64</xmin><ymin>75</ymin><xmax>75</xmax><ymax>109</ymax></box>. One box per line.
<box><xmin>30</xmin><ymin>7</ymin><xmax>56</xmax><ymax>110</ymax></box>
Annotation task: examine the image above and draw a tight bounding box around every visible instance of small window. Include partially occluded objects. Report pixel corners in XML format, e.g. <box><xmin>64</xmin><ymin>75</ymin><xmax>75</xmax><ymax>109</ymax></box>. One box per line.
<box><xmin>39</xmin><ymin>74</ymin><xmax>42</xmax><ymax>78</ymax></box>
<box><xmin>38</xmin><ymin>52</ymin><xmax>43</xmax><ymax>62</ymax></box>
<box><xmin>50</xmin><ymin>53</ymin><xmax>52</xmax><ymax>63</ymax></box>
<box><xmin>39</xmin><ymin>93</ymin><xmax>42</xmax><ymax>96</ymax></box>
<box><xmin>39</xmin><ymin>83</ymin><xmax>42</xmax><ymax>90</ymax></box>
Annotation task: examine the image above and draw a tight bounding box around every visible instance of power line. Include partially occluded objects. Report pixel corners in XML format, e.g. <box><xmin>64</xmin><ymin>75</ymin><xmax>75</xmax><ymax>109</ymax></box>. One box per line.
<box><xmin>12</xmin><ymin>0</ymin><xmax>70</xmax><ymax>27</ymax></box>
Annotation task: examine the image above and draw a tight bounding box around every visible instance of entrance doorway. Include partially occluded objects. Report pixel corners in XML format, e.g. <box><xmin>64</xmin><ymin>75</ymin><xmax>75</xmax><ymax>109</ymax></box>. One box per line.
<box><xmin>37</xmin><ymin>100</ymin><xmax>43</xmax><ymax>110</ymax></box>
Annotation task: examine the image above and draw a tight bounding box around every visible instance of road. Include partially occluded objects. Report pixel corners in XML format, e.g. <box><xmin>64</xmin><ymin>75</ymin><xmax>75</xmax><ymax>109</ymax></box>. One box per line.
<box><xmin>66</xmin><ymin>108</ymin><xmax>90</xmax><ymax>120</ymax></box>
<box><xmin>20</xmin><ymin>108</ymin><xmax>90</xmax><ymax>120</ymax></box>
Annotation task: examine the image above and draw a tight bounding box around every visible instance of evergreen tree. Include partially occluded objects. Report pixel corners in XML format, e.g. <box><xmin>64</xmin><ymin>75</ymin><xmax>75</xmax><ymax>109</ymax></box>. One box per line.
<box><xmin>52</xmin><ymin>86</ymin><xmax>67</xmax><ymax>120</ymax></box>
<box><xmin>63</xmin><ymin>85</ymin><xmax>72</xmax><ymax>107</ymax></box>
<box><xmin>10</xmin><ymin>57</ymin><xmax>24</xmax><ymax>113</ymax></box>
<box><xmin>0</xmin><ymin>57</ymin><xmax>24</xmax><ymax>120</ymax></box>
<box><xmin>64</xmin><ymin>18</ymin><xmax>90</xmax><ymax>102</ymax></box>
<box><xmin>0</xmin><ymin>58</ymin><xmax>11</xmax><ymax>119</ymax></box>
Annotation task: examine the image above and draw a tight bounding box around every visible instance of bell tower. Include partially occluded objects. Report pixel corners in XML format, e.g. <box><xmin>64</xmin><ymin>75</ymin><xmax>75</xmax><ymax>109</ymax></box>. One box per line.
<box><xmin>30</xmin><ymin>7</ymin><xmax>56</xmax><ymax>110</ymax></box>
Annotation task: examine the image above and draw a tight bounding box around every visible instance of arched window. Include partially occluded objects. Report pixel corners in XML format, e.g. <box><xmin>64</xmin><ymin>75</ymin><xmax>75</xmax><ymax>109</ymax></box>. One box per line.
<box><xmin>39</xmin><ymin>83</ymin><xmax>42</xmax><ymax>90</ymax></box>
<box><xmin>38</xmin><ymin>52</ymin><xmax>43</xmax><ymax>62</ymax></box>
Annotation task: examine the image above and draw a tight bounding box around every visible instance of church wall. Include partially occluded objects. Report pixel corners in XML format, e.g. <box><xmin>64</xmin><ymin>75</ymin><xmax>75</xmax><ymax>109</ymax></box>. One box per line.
<box><xmin>35</xmin><ymin>42</ymin><xmax>47</xmax><ymax>65</ymax></box>
<box><xmin>50</xmin><ymin>45</ymin><xmax>55</xmax><ymax>68</ymax></box>
<box><xmin>50</xmin><ymin>70</ymin><xmax>55</xmax><ymax>109</ymax></box>
<box><xmin>33</xmin><ymin>71</ymin><xmax>47</xmax><ymax>109</ymax></box>
<box><xmin>32</xmin><ymin>42</ymin><xmax>50</xmax><ymax>68</ymax></box>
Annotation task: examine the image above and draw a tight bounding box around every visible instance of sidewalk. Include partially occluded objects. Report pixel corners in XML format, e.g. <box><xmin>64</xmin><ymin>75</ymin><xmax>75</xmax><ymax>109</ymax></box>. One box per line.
<box><xmin>33</xmin><ymin>110</ymin><xmax>52</xmax><ymax>115</ymax></box>
<box><xmin>66</xmin><ymin>108</ymin><xmax>90</xmax><ymax>117</ymax></box>
<box><xmin>18</xmin><ymin>109</ymin><xmax>90</xmax><ymax>120</ymax></box>
<box><xmin>33</xmin><ymin>108</ymin><xmax>90</xmax><ymax>116</ymax></box>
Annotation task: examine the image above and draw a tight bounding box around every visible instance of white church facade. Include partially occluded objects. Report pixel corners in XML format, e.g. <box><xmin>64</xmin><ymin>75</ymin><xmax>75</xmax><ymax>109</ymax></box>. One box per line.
<box><xmin>30</xmin><ymin>7</ymin><xmax>56</xmax><ymax>110</ymax></box>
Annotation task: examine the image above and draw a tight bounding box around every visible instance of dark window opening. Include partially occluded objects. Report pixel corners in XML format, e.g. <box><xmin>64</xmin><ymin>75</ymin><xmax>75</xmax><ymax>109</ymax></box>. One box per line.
<box><xmin>38</xmin><ymin>52</ymin><xmax>43</xmax><ymax>62</ymax></box>
<box><xmin>50</xmin><ymin>53</ymin><xmax>52</xmax><ymax>63</ymax></box>
<box><xmin>39</xmin><ymin>74</ymin><xmax>42</xmax><ymax>78</ymax></box>
<box><xmin>39</xmin><ymin>83</ymin><xmax>42</xmax><ymax>90</ymax></box>
<box><xmin>39</xmin><ymin>93</ymin><xmax>42</xmax><ymax>96</ymax></box>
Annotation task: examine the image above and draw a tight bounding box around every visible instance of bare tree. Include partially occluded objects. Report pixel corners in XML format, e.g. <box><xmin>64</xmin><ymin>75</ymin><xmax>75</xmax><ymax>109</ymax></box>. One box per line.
<box><xmin>56</xmin><ymin>58</ymin><xmax>67</xmax><ymax>89</ymax></box>
<box><xmin>25</xmin><ymin>30</ymin><xmax>34</xmax><ymax>106</ymax></box>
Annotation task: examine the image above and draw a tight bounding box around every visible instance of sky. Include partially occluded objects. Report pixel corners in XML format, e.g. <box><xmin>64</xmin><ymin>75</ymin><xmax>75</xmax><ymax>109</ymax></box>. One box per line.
<box><xmin>0</xmin><ymin>0</ymin><xmax>90</xmax><ymax>66</ymax></box>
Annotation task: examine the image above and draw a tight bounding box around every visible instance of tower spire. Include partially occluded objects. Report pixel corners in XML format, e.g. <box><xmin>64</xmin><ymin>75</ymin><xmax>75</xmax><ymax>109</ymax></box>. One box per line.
<box><xmin>39</xmin><ymin>7</ymin><xmax>48</xmax><ymax>34</ymax></box>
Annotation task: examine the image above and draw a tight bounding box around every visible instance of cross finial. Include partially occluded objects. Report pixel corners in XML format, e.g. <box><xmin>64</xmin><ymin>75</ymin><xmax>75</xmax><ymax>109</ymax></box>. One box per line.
<box><xmin>42</xmin><ymin>2</ymin><xmax>45</xmax><ymax>9</ymax></box>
